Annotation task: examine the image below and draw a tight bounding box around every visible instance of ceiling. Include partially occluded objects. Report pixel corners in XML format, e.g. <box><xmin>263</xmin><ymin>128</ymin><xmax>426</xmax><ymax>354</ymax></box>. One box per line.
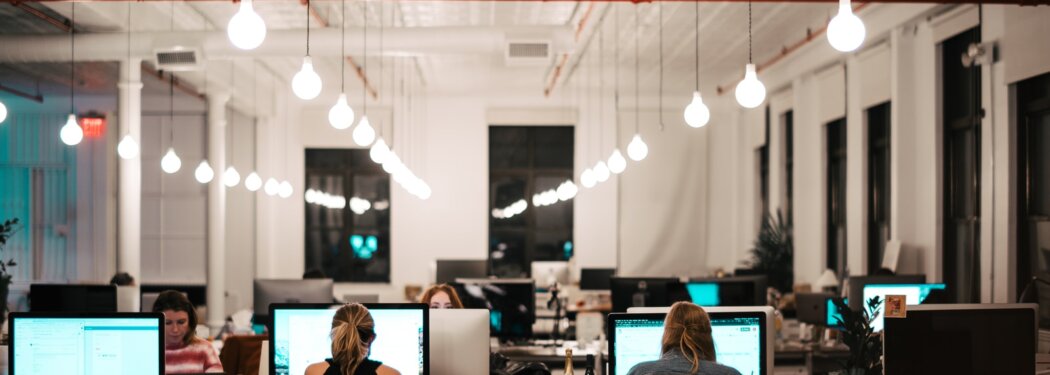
<box><xmin>0</xmin><ymin>1</ymin><xmax>855</xmax><ymax>113</ymax></box>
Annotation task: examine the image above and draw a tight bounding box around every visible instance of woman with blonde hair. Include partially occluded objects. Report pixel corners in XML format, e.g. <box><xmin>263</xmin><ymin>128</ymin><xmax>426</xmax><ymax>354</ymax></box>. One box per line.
<box><xmin>627</xmin><ymin>302</ymin><xmax>741</xmax><ymax>375</ymax></box>
<box><xmin>419</xmin><ymin>283</ymin><xmax>464</xmax><ymax>309</ymax></box>
<box><xmin>305</xmin><ymin>303</ymin><xmax>401</xmax><ymax>375</ymax></box>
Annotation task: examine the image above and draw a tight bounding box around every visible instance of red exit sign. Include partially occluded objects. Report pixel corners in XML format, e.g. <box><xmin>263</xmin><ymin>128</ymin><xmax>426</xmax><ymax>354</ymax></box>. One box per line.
<box><xmin>79</xmin><ymin>117</ymin><xmax>105</xmax><ymax>138</ymax></box>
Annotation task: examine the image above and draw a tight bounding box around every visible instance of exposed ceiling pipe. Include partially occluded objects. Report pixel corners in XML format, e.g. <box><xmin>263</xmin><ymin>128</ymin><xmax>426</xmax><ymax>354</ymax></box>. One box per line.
<box><xmin>144</xmin><ymin>65</ymin><xmax>205</xmax><ymax>100</ymax></box>
<box><xmin>0</xmin><ymin>26</ymin><xmax>575</xmax><ymax>62</ymax></box>
<box><xmin>0</xmin><ymin>82</ymin><xmax>45</xmax><ymax>103</ymax></box>
<box><xmin>543</xmin><ymin>2</ymin><xmax>596</xmax><ymax>97</ymax></box>
<box><xmin>10</xmin><ymin>1</ymin><xmax>72</xmax><ymax>32</ymax></box>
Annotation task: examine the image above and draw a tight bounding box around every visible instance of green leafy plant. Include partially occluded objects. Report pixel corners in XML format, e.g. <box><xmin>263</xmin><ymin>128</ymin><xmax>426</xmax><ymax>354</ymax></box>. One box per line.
<box><xmin>0</xmin><ymin>218</ymin><xmax>20</xmax><ymax>327</ymax></box>
<box><xmin>743</xmin><ymin>210</ymin><xmax>793</xmax><ymax>292</ymax></box>
<box><xmin>832</xmin><ymin>296</ymin><xmax>883</xmax><ymax>375</ymax></box>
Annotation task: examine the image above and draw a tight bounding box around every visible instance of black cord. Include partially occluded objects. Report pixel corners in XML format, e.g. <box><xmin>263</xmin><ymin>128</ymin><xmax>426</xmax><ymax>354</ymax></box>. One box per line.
<box><xmin>341</xmin><ymin>0</ymin><xmax>345</xmax><ymax>92</ymax></box>
<box><xmin>363</xmin><ymin>1</ymin><xmax>368</xmax><ymax>115</ymax></box>
<box><xmin>70</xmin><ymin>2</ymin><xmax>75</xmax><ymax>114</ymax></box>
<box><xmin>634</xmin><ymin>5</ymin><xmax>639</xmax><ymax>134</ymax></box>
<box><xmin>306</xmin><ymin>0</ymin><xmax>310</xmax><ymax>56</ymax></box>
<box><xmin>695</xmin><ymin>0</ymin><xmax>699</xmax><ymax>90</ymax></box>
<box><xmin>659</xmin><ymin>2</ymin><xmax>664</xmax><ymax>131</ymax></box>
<box><xmin>748</xmin><ymin>0</ymin><xmax>753</xmax><ymax>64</ymax></box>
<box><xmin>169</xmin><ymin>74</ymin><xmax>174</xmax><ymax>146</ymax></box>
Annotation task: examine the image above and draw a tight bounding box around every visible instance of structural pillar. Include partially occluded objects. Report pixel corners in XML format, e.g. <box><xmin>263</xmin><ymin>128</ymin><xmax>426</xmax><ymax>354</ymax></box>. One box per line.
<box><xmin>206</xmin><ymin>91</ymin><xmax>231</xmax><ymax>330</ymax></box>
<box><xmin>117</xmin><ymin>58</ymin><xmax>143</xmax><ymax>282</ymax></box>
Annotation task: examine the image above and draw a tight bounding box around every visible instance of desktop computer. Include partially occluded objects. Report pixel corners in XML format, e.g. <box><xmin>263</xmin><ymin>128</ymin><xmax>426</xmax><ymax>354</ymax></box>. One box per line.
<box><xmin>862</xmin><ymin>283</ymin><xmax>945</xmax><ymax>331</ymax></box>
<box><xmin>610</xmin><ymin>277</ymin><xmax>688</xmax><ymax>313</ymax></box>
<box><xmin>269</xmin><ymin>303</ymin><xmax>428</xmax><ymax>375</ymax></box>
<box><xmin>579</xmin><ymin>268</ymin><xmax>616</xmax><ymax>291</ymax></box>
<box><xmin>29</xmin><ymin>284</ymin><xmax>118</xmax><ymax>312</ymax></box>
<box><xmin>435</xmin><ymin>260</ymin><xmax>487</xmax><ymax>284</ymax></box>
<box><xmin>452</xmin><ymin>279</ymin><xmax>536</xmax><ymax>339</ymax></box>
<box><xmin>429</xmin><ymin>309</ymin><xmax>489</xmax><ymax>375</ymax></box>
<box><xmin>253</xmin><ymin>279</ymin><xmax>334</xmax><ymax>325</ymax></box>
<box><xmin>9</xmin><ymin>312</ymin><xmax>164</xmax><ymax>375</ymax></box>
<box><xmin>687</xmin><ymin>276</ymin><xmax>768</xmax><ymax>306</ymax></box>
<box><xmin>845</xmin><ymin>274</ymin><xmax>924</xmax><ymax>310</ymax></box>
<box><xmin>531</xmin><ymin>261</ymin><xmax>570</xmax><ymax>291</ymax></box>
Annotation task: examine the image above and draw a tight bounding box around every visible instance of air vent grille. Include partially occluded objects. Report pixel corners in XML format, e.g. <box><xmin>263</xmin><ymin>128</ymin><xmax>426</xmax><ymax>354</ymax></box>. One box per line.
<box><xmin>157</xmin><ymin>50</ymin><xmax>197</xmax><ymax>65</ymax></box>
<box><xmin>508</xmin><ymin>42</ymin><xmax>549</xmax><ymax>59</ymax></box>
<box><xmin>154</xmin><ymin>47</ymin><xmax>203</xmax><ymax>72</ymax></box>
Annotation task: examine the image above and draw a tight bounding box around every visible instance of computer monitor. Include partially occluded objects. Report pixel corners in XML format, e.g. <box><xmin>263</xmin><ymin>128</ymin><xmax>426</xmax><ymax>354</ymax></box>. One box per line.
<box><xmin>685</xmin><ymin>283</ymin><xmax>721</xmax><ymax>306</ymax></box>
<box><xmin>435</xmin><ymin>260</ymin><xmax>487</xmax><ymax>285</ymax></box>
<box><xmin>610</xmin><ymin>277</ymin><xmax>688</xmax><ymax>313</ymax></box>
<box><xmin>531</xmin><ymin>261</ymin><xmax>570</xmax><ymax>291</ymax></box>
<box><xmin>429</xmin><ymin>309</ymin><xmax>489</xmax><ymax>375</ymax></box>
<box><xmin>140</xmin><ymin>284</ymin><xmax>206</xmax><ymax>307</ymax></box>
<box><xmin>827</xmin><ymin>297</ymin><xmax>847</xmax><ymax>327</ymax></box>
<box><xmin>846</xmin><ymin>275</ymin><xmax>925</xmax><ymax>310</ymax></box>
<box><xmin>688</xmin><ymin>276</ymin><xmax>768</xmax><ymax>306</ymax></box>
<box><xmin>579</xmin><ymin>268</ymin><xmax>616</xmax><ymax>291</ymax></box>
<box><xmin>29</xmin><ymin>284</ymin><xmax>117</xmax><ymax>312</ymax></box>
<box><xmin>883</xmin><ymin>304</ymin><xmax>1037</xmax><ymax>375</ymax></box>
<box><xmin>253</xmin><ymin>279</ymin><xmax>334</xmax><ymax>325</ymax></box>
<box><xmin>862</xmin><ymin>283</ymin><xmax>946</xmax><ymax>332</ymax></box>
<box><xmin>451</xmin><ymin>279</ymin><xmax>535</xmax><ymax>339</ymax></box>
<box><xmin>9</xmin><ymin>312</ymin><xmax>164</xmax><ymax>375</ymax></box>
<box><xmin>795</xmin><ymin>292</ymin><xmax>835</xmax><ymax>325</ymax></box>
<box><xmin>269</xmin><ymin>303</ymin><xmax>428</xmax><ymax>375</ymax></box>
<box><xmin>608</xmin><ymin>308</ymin><xmax>771</xmax><ymax>375</ymax></box>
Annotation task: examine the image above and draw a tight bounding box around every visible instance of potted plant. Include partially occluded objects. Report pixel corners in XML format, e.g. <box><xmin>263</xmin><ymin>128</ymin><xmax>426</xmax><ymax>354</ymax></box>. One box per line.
<box><xmin>742</xmin><ymin>210</ymin><xmax>793</xmax><ymax>293</ymax></box>
<box><xmin>0</xmin><ymin>218</ymin><xmax>19</xmax><ymax>329</ymax></box>
<box><xmin>831</xmin><ymin>296</ymin><xmax>883</xmax><ymax>375</ymax></box>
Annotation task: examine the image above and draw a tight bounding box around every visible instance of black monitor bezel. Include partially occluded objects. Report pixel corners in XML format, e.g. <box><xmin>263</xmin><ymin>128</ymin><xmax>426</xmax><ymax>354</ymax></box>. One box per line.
<box><xmin>606</xmin><ymin>311</ymin><xmax>768</xmax><ymax>375</ymax></box>
<box><xmin>267</xmin><ymin>302</ymin><xmax>429</xmax><ymax>375</ymax></box>
<box><xmin>687</xmin><ymin>275</ymin><xmax>769</xmax><ymax>306</ymax></box>
<box><xmin>450</xmin><ymin>279</ymin><xmax>536</xmax><ymax>339</ymax></box>
<box><xmin>579</xmin><ymin>268</ymin><xmax>617</xmax><ymax>291</ymax></box>
<box><xmin>435</xmin><ymin>259</ymin><xmax>488</xmax><ymax>285</ymax></box>
<box><xmin>28</xmin><ymin>283</ymin><xmax>118</xmax><ymax>312</ymax></box>
<box><xmin>8</xmin><ymin>312</ymin><xmax>165</xmax><ymax>375</ymax></box>
<box><xmin>609</xmin><ymin>277</ymin><xmax>681</xmax><ymax>313</ymax></box>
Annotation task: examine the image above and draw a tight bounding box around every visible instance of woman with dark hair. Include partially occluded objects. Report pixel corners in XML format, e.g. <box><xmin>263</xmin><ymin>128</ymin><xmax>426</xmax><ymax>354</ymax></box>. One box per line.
<box><xmin>152</xmin><ymin>290</ymin><xmax>223</xmax><ymax>374</ymax></box>
<box><xmin>627</xmin><ymin>302</ymin><xmax>740</xmax><ymax>375</ymax></box>
<box><xmin>418</xmin><ymin>284</ymin><xmax>464</xmax><ymax>309</ymax></box>
<box><xmin>305</xmin><ymin>303</ymin><xmax>401</xmax><ymax>375</ymax></box>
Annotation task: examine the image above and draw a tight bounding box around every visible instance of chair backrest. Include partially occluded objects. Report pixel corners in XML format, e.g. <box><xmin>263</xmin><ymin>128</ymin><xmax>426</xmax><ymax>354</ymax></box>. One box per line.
<box><xmin>219</xmin><ymin>335</ymin><xmax>269</xmax><ymax>375</ymax></box>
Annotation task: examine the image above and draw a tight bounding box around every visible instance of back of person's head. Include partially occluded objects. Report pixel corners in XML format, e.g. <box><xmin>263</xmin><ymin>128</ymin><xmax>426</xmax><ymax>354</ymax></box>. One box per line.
<box><xmin>303</xmin><ymin>268</ymin><xmax>328</xmax><ymax>279</ymax></box>
<box><xmin>110</xmin><ymin>272</ymin><xmax>135</xmax><ymax>286</ymax></box>
<box><xmin>661</xmin><ymin>302</ymin><xmax>716</xmax><ymax>373</ymax></box>
<box><xmin>330</xmin><ymin>303</ymin><xmax>376</xmax><ymax>375</ymax></box>
<box><xmin>152</xmin><ymin>290</ymin><xmax>198</xmax><ymax>345</ymax></box>
<box><xmin>419</xmin><ymin>283</ymin><xmax>464</xmax><ymax>309</ymax></box>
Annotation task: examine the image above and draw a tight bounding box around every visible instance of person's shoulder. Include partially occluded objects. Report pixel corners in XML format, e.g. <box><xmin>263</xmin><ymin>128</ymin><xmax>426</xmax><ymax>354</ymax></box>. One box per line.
<box><xmin>625</xmin><ymin>359</ymin><xmax>665</xmax><ymax>375</ymax></box>
<box><xmin>376</xmin><ymin>364</ymin><xmax>401</xmax><ymax>375</ymax></box>
<box><xmin>700</xmin><ymin>361</ymin><xmax>742</xmax><ymax>375</ymax></box>
<box><xmin>304</xmin><ymin>361</ymin><xmax>329</xmax><ymax>375</ymax></box>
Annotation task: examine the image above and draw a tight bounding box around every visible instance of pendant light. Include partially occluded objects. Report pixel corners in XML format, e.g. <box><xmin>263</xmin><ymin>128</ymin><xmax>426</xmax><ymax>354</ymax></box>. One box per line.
<box><xmin>195</xmin><ymin>160</ymin><xmax>215</xmax><ymax>183</ymax></box>
<box><xmin>353</xmin><ymin>2</ymin><xmax>376</xmax><ymax>146</ymax></box>
<box><xmin>827</xmin><ymin>0</ymin><xmax>866</xmax><ymax>52</ymax></box>
<box><xmin>264</xmin><ymin>178</ymin><xmax>279</xmax><ymax>196</ymax></box>
<box><xmin>117</xmin><ymin>2</ymin><xmax>140</xmax><ymax>159</ymax></box>
<box><xmin>684</xmin><ymin>1</ymin><xmax>711</xmax><ymax>128</ymax></box>
<box><xmin>161</xmin><ymin>74</ymin><xmax>182</xmax><ymax>174</ymax></box>
<box><xmin>227</xmin><ymin>0</ymin><xmax>267</xmax><ymax>50</ymax></box>
<box><xmin>245</xmin><ymin>172</ymin><xmax>262</xmax><ymax>191</ymax></box>
<box><xmin>60</xmin><ymin>3</ymin><xmax>83</xmax><ymax>146</ymax></box>
<box><xmin>626</xmin><ymin>5</ymin><xmax>648</xmax><ymax>162</ymax></box>
<box><xmin>328</xmin><ymin>0</ymin><xmax>355</xmax><ymax>130</ymax></box>
<box><xmin>0</xmin><ymin>101</ymin><xmax>7</xmax><ymax>124</ymax></box>
<box><xmin>735</xmin><ymin>1</ymin><xmax>766</xmax><ymax>109</ymax></box>
<box><xmin>292</xmin><ymin>0</ymin><xmax>322</xmax><ymax>100</ymax></box>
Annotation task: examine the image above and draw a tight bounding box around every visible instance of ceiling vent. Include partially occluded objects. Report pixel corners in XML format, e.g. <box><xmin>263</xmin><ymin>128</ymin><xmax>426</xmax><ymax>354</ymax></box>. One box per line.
<box><xmin>505</xmin><ymin>41</ymin><xmax>552</xmax><ymax>67</ymax></box>
<box><xmin>154</xmin><ymin>46</ymin><xmax>203</xmax><ymax>72</ymax></box>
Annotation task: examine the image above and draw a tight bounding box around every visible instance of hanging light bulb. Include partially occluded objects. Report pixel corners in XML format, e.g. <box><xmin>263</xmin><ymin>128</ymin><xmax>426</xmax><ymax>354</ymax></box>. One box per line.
<box><xmin>352</xmin><ymin>115</ymin><xmax>376</xmax><ymax>146</ymax></box>
<box><xmin>581</xmin><ymin>168</ymin><xmax>596</xmax><ymax>188</ymax></box>
<box><xmin>608</xmin><ymin>149</ymin><xmax>627</xmax><ymax>174</ymax></box>
<box><xmin>684</xmin><ymin>91</ymin><xmax>711</xmax><ymax>128</ymax></box>
<box><xmin>292</xmin><ymin>56</ymin><xmax>322</xmax><ymax>100</ymax></box>
<box><xmin>594</xmin><ymin>161</ymin><xmax>610</xmax><ymax>182</ymax></box>
<box><xmin>418</xmin><ymin>183</ymin><xmax>432</xmax><ymax>200</ymax></box>
<box><xmin>245</xmin><ymin>172</ymin><xmax>262</xmax><ymax>191</ymax></box>
<box><xmin>735</xmin><ymin>64</ymin><xmax>767</xmax><ymax>109</ymax></box>
<box><xmin>0</xmin><ymin>100</ymin><xmax>7</xmax><ymax>124</ymax></box>
<box><xmin>627</xmin><ymin>134</ymin><xmax>649</xmax><ymax>161</ymax></box>
<box><xmin>370</xmin><ymin>138</ymin><xmax>390</xmax><ymax>164</ymax></box>
<box><xmin>328</xmin><ymin>93</ymin><xmax>355</xmax><ymax>130</ymax></box>
<box><xmin>117</xmin><ymin>134</ymin><xmax>139</xmax><ymax>159</ymax></box>
<box><xmin>278</xmin><ymin>180</ymin><xmax>293</xmax><ymax>198</ymax></box>
<box><xmin>827</xmin><ymin>0</ymin><xmax>866</xmax><ymax>52</ymax></box>
<box><xmin>161</xmin><ymin>147</ymin><xmax>182</xmax><ymax>174</ymax></box>
<box><xmin>264</xmin><ymin>178</ymin><xmax>279</xmax><ymax>196</ymax></box>
<box><xmin>60</xmin><ymin>114</ymin><xmax>83</xmax><ymax>146</ymax></box>
<box><xmin>195</xmin><ymin>161</ymin><xmax>214</xmax><ymax>183</ymax></box>
<box><xmin>227</xmin><ymin>0</ymin><xmax>267</xmax><ymax>50</ymax></box>
<box><xmin>223</xmin><ymin>166</ymin><xmax>241</xmax><ymax>187</ymax></box>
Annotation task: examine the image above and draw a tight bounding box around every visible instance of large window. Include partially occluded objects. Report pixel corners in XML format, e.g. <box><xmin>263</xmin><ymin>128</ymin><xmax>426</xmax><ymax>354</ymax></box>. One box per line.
<box><xmin>827</xmin><ymin>118</ymin><xmax>847</xmax><ymax>277</ymax></box>
<box><xmin>304</xmin><ymin>149</ymin><xmax>391</xmax><ymax>282</ymax></box>
<box><xmin>489</xmin><ymin>127</ymin><xmax>574</xmax><ymax>278</ymax></box>
<box><xmin>1018</xmin><ymin>72</ymin><xmax>1050</xmax><ymax>296</ymax></box>
<box><xmin>783</xmin><ymin>110</ymin><xmax>794</xmax><ymax>224</ymax></box>
<box><xmin>942</xmin><ymin>27</ymin><xmax>982</xmax><ymax>303</ymax></box>
<box><xmin>868</xmin><ymin>102</ymin><xmax>891</xmax><ymax>274</ymax></box>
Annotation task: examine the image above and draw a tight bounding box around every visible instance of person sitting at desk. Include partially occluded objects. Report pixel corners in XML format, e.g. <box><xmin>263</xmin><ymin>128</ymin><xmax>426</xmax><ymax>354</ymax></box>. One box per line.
<box><xmin>153</xmin><ymin>290</ymin><xmax>224</xmax><ymax>374</ymax></box>
<box><xmin>627</xmin><ymin>302</ymin><xmax>740</xmax><ymax>375</ymax></box>
<box><xmin>306</xmin><ymin>303</ymin><xmax>401</xmax><ymax>375</ymax></box>
<box><xmin>419</xmin><ymin>283</ymin><xmax>464</xmax><ymax>309</ymax></box>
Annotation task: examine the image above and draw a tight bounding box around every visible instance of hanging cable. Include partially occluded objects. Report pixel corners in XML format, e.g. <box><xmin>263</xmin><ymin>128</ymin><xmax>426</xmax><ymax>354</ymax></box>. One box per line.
<box><xmin>70</xmin><ymin>2</ymin><xmax>75</xmax><ymax>115</ymax></box>
<box><xmin>749</xmin><ymin>0</ymin><xmax>753</xmax><ymax>64</ymax></box>
<box><xmin>635</xmin><ymin>5</ymin><xmax>640</xmax><ymax>134</ymax></box>
<box><xmin>340</xmin><ymin>0</ymin><xmax>345</xmax><ymax>94</ymax></box>
<box><xmin>659</xmin><ymin>2</ymin><xmax>664</xmax><ymax>131</ymax></box>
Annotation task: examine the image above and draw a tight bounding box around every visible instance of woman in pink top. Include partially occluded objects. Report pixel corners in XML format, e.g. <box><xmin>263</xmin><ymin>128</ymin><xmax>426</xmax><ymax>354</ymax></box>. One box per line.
<box><xmin>152</xmin><ymin>290</ymin><xmax>224</xmax><ymax>374</ymax></box>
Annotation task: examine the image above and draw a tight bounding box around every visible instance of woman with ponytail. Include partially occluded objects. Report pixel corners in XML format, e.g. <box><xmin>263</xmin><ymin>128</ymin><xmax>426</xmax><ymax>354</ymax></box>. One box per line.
<box><xmin>627</xmin><ymin>302</ymin><xmax>741</xmax><ymax>375</ymax></box>
<box><xmin>305</xmin><ymin>303</ymin><xmax>402</xmax><ymax>375</ymax></box>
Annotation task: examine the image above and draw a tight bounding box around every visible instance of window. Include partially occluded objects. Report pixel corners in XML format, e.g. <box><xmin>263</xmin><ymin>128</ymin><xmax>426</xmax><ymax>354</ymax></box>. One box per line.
<box><xmin>942</xmin><ymin>27</ymin><xmax>982</xmax><ymax>303</ymax></box>
<box><xmin>827</xmin><ymin>118</ymin><xmax>847</xmax><ymax>277</ymax></box>
<box><xmin>759</xmin><ymin>106</ymin><xmax>771</xmax><ymax>224</ymax></box>
<box><xmin>304</xmin><ymin>149</ymin><xmax>391</xmax><ymax>282</ymax></box>
<box><xmin>489</xmin><ymin>127</ymin><xmax>574</xmax><ymax>278</ymax></box>
<box><xmin>1018</xmin><ymin>72</ymin><xmax>1050</xmax><ymax>297</ymax></box>
<box><xmin>783</xmin><ymin>111</ymin><xmax>794</xmax><ymax>224</ymax></box>
<box><xmin>868</xmin><ymin>102</ymin><xmax>891</xmax><ymax>274</ymax></box>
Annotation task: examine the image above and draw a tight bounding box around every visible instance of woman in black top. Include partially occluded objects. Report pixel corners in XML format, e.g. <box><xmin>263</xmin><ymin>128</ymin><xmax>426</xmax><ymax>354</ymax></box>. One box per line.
<box><xmin>304</xmin><ymin>303</ymin><xmax>401</xmax><ymax>375</ymax></box>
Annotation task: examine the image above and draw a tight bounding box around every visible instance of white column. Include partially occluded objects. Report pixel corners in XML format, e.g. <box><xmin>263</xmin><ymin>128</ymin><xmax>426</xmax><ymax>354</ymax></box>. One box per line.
<box><xmin>206</xmin><ymin>91</ymin><xmax>230</xmax><ymax>329</ymax></box>
<box><xmin>117</xmin><ymin>58</ymin><xmax>143</xmax><ymax>282</ymax></box>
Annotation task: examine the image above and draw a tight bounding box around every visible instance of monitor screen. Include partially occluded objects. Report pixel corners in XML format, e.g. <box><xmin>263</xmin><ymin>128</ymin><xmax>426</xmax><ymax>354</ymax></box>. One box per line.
<box><xmin>610</xmin><ymin>277</ymin><xmax>687</xmax><ymax>313</ymax></box>
<box><xmin>29</xmin><ymin>284</ymin><xmax>117</xmax><ymax>312</ymax></box>
<box><xmin>435</xmin><ymin>260</ymin><xmax>487</xmax><ymax>285</ymax></box>
<box><xmin>531</xmin><ymin>261</ymin><xmax>570</xmax><ymax>291</ymax></box>
<box><xmin>686</xmin><ymin>283</ymin><xmax>720</xmax><ymax>306</ymax></box>
<box><xmin>608</xmin><ymin>313</ymin><xmax>764</xmax><ymax>375</ymax></box>
<box><xmin>688</xmin><ymin>276</ymin><xmax>767</xmax><ymax>306</ymax></box>
<box><xmin>883</xmin><ymin>304</ymin><xmax>1036</xmax><ymax>374</ymax></box>
<box><xmin>253</xmin><ymin>279</ymin><xmax>334</xmax><ymax>324</ymax></box>
<box><xmin>862</xmin><ymin>283</ymin><xmax>945</xmax><ymax>331</ymax></box>
<box><xmin>826</xmin><ymin>298</ymin><xmax>847</xmax><ymax>327</ymax></box>
<box><xmin>452</xmin><ymin>280</ymin><xmax>535</xmax><ymax>339</ymax></box>
<box><xmin>846</xmin><ymin>275</ymin><xmax>925</xmax><ymax>310</ymax></box>
<box><xmin>10</xmin><ymin>313</ymin><xmax>163</xmax><ymax>375</ymax></box>
<box><xmin>580</xmin><ymin>268</ymin><xmax>616</xmax><ymax>291</ymax></box>
<box><xmin>269</xmin><ymin>304</ymin><xmax>427</xmax><ymax>375</ymax></box>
